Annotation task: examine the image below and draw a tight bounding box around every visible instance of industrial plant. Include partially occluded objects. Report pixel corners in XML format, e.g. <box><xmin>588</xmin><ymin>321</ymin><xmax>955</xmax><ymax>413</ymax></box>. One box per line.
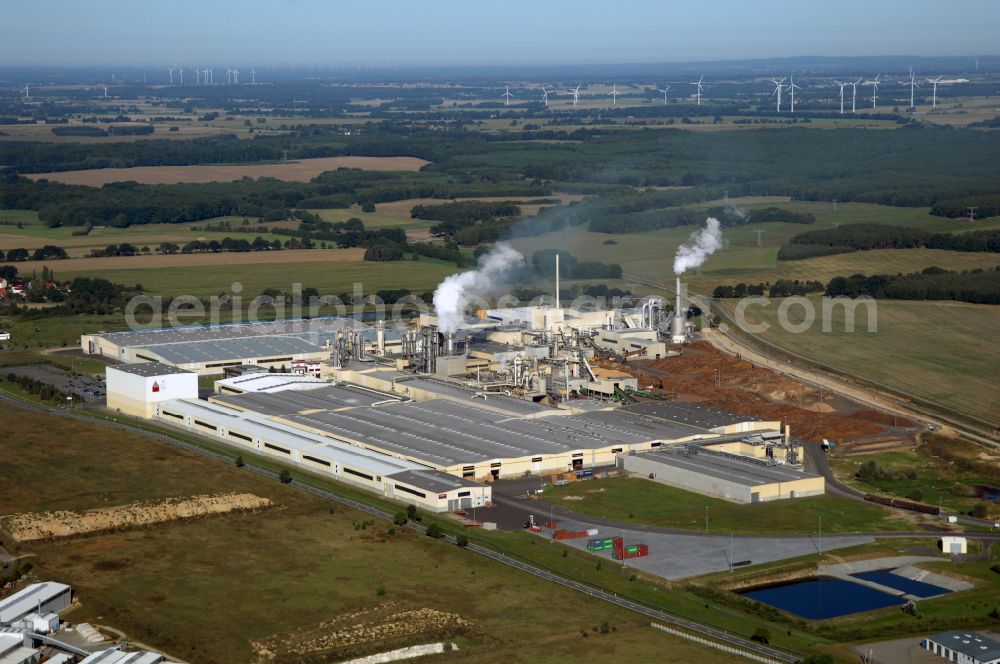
<box><xmin>90</xmin><ymin>278</ymin><xmax>823</xmax><ymax>513</ymax></box>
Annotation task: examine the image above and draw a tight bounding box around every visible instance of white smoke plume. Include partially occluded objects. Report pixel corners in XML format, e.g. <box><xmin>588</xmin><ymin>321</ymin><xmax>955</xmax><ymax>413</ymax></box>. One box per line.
<box><xmin>433</xmin><ymin>243</ymin><xmax>524</xmax><ymax>334</ymax></box>
<box><xmin>673</xmin><ymin>217</ymin><xmax>724</xmax><ymax>274</ymax></box>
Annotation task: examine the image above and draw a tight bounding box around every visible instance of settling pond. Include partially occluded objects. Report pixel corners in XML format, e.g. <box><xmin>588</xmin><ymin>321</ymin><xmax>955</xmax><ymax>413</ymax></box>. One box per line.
<box><xmin>741</xmin><ymin>573</ymin><xmax>951</xmax><ymax>620</ymax></box>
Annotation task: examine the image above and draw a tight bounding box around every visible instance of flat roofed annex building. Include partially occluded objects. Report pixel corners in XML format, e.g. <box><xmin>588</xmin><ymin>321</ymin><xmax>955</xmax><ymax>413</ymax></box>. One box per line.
<box><xmin>622</xmin><ymin>448</ymin><xmax>824</xmax><ymax>503</ymax></box>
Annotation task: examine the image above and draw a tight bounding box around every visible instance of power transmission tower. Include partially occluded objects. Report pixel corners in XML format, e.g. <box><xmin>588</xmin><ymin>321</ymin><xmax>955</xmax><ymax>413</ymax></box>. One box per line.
<box><xmin>967</xmin><ymin>206</ymin><xmax>977</xmax><ymax>223</ymax></box>
<box><xmin>754</xmin><ymin>229</ymin><xmax>765</xmax><ymax>247</ymax></box>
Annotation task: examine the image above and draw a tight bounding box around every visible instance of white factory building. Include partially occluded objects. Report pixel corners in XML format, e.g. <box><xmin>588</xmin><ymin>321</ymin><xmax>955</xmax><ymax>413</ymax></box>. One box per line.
<box><xmin>81</xmin><ymin>318</ymin><xmax>368</xmax><ymax>375</ymax></box>
<box><xmin>105</xmin><ymin>363</ymin><xmax>199</xmax><ymax>418</ymax></box>
<box><xmin>0</xmin><ymin>582</ymin><xmax>71</xmax><ymax>627</ymax></box>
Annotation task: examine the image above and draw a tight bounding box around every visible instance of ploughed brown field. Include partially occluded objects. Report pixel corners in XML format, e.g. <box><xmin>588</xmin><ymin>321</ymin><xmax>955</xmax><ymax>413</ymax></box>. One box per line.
<box><xmin>25</xmin><ymin>155</ymin><xmax>430</xmax><ymax>186</ymax></box>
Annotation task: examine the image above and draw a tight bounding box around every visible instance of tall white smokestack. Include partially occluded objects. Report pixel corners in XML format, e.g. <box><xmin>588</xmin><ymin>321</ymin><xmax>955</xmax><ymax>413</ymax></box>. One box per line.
<box><xmin>672</xmin><ymin>276</ymin><xmax>686</xmax><ymax>343</ymax></box>
<box><xmin>555</xmin><ymin>253</ymin><xmax>560</xmax><ymax>310</ymax></box>
<box><xmin>671</xmin><ymin>218</ymin><xmax>724</xmax><ymax>345</ymax></box>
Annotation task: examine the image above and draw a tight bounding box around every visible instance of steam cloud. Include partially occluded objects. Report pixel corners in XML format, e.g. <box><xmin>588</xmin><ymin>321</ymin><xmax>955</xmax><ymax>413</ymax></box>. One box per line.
<box><xmin>673</xmin><ymin>217</ymin><xmax>724</xmax><ymax>274</ymax></box>
<box><xmin>433</xmin><ymin>243</ymin><xmax>524</xmax><ymax>334</ymax></box>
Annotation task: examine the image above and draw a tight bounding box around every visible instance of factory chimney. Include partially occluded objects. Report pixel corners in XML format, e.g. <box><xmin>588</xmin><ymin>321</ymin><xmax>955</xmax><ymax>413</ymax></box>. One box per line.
<box><xmin>555</xmin><ymin>253</ymin><xmax>560</xmax><ymax>310</ymax></box>
<box><xmin>671</xmin><ymin>275</ymin><xmax>686</xmax><ymax>344</ymax></box>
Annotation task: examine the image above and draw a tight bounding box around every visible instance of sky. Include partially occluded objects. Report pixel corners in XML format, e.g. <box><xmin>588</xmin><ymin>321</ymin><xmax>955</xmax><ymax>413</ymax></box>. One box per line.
<box><xmin>1</xmin><ymin>0</ymin><xmax>997</xmax><ymax>66</ymax></box>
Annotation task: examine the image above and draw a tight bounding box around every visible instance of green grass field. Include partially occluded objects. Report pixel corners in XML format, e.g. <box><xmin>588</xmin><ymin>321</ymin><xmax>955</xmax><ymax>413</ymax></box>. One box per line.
<box><xmin>715</xmin><ymin>297</ymin><xmax>1000</xmax><ymax>424</ymax></box>
<box><xmin>0</xmin><ymin>211</ymin><xmax>291</xmax><ymax>256</ymax></box>
<box><xmin>53</xmin><ymin>258</ymin><xmax>458</xmax><ymax>299</ymax></box>
<box><xmin>538</xmin><ymin>476</ymin><xmax>911</xmax><ymax>534</ymax></box>
<box><xmin>0</xmin><ymin>404</ymin><xmax>741</xmax><ymax>664</ymax></box>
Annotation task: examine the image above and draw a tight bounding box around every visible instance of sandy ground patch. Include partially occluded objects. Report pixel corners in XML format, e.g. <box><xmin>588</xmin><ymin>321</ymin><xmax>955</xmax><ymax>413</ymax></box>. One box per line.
<box><xmin>251</xmin><ymin>602</ymin><xmax>472</xmax><ymax>661</ymax></box>
<box><xmin>25</xmin><ymin>156</ymin><xmax>430</xmax><ymax>186</ymax></box>
<box><xmin>20</xmin><ymin>247</ymin><xmax>365</xmax><ymax>272</ymax></box>
<box><xmin>2</xmin><ymin>493</ymin><xmax>272</xmax><ymax>541</ymax></box>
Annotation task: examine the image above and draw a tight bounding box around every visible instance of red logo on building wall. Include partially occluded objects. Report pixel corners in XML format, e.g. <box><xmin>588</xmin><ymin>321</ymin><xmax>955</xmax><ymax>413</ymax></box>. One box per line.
<box><xmin>151</xmin><ymin>382</ymin><xmax>160</xmax><ymax>393</ymax></box>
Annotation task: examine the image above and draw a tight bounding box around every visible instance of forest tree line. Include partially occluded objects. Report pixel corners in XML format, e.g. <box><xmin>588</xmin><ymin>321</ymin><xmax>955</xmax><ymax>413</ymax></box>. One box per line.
<box><xmin>777</xmin><ymin>224</ymin><xmax>1000</xmax><ymax>260</ymax></box>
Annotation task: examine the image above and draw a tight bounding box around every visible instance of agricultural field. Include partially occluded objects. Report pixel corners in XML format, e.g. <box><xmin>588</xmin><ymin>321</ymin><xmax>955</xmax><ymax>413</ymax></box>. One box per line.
<box><xmin>714</xmin><ymin>297</ymin><xmax>1000</xmax><ymax>425</ymax></box>
<box><xmin>0</xmin><ymin>404</ymin><xmax>738</xmax><ymax>664</ymax></box>
<box><xmin>52</xmin><ymin>256</ymin><xmax>458</xmax><ymax>299</ymax></box>
<box><xmin>0</xmin><ymin>211</ymin><xmax>290</xmax><ymax>255</ymax></box>
<box><xmin>25</xmin><ymin>156</ymin><xmax>430</xmax><ymax>186</ymax></box>
<box><xmin>316</xmin><ymin>194</ymin><xmax>585</xmax><ymax>230</ymax></box>
<box><xmin>538</xmin><ymin>476</ymin><xmax>912</xmax><ymax>535</ymax></box>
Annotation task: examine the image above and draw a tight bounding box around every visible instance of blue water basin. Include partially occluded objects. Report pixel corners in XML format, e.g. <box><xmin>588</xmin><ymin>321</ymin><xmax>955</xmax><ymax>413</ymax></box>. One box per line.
<box><xmin>851</xmin><ymin>570</ymin><xmax>950</xmax><ymax>598</ymax></box>
<box><xmin>741</xmin><ymin>577</ymin><xmax>906</xmax><ymax>620</ymax></box>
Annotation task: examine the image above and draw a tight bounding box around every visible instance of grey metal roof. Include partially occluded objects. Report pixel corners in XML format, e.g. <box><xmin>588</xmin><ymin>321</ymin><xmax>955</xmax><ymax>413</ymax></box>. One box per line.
<box><xmin>108</xmin><ymin>362</ymin><xmax>194</xmax><ymax>377</ymax></box>
<box><xmin>138</xmin><ymin>336</ymin><xmax>324</xmax><ymax>365</ymax></box>
<box><xmin>378</xmin><ymin>373</ymin><xmax>554</xmax><ymax>416</ymax></box>
<box><xmin>636</xmin><ymin>449</ymin><xmax>819</xmax><ymax>487</ymax></box>
<box><xmin>568</xmin><ymin>409</ymin><xmax>708</xmax><ymax>441</ymax></box>
<box><xmin>92</xmin><ymin>317</ymin><xmax>368</xmax><ymax>348</ymax></box>
<box><xmin>622</xmin><ymin>400</ymin><xmax>762</xmax><ymax>429</ymax></box>
<box><xmin>929</xmin><ymin>632</ymin><xmax>1000</xmax><ymax>662</ymax></box>
<box><xmin>78</xmin><ymin>650</ymin><xmax>165</xmax><ymax>664</ymax></box>
<box><xmin>284</xmin><ymin>399</ymin><xmax>690</xmax><ymax>467</ymax></box>
<box><xmin>387</xmin><ymin>469</ymin><xmax>483</xmax><ymax>493</ymax></box>
<box><xmin>160</xmin><ymin>398</ymin><xmax>420</xmax><ymax>476</ymax></box>
<box><xmin>0</xmin><ymin>582</ymin><xmax>71</xmax><ymax>624</ymax></box>
<box><xmin>214</xmin><ymin>384</ymin><xmax>404</xmax><ymax>415</ymax></box>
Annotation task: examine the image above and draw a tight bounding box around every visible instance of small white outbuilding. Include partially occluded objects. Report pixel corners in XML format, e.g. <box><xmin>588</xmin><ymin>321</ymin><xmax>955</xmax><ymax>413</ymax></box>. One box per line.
<box><xmin>940</xmin><ymin>536</ymin><xmax>967</xmax><ymax>555</ymax></box>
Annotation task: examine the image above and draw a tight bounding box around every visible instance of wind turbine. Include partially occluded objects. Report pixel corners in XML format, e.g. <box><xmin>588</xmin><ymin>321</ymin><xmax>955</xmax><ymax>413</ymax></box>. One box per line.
<box><xmin>834</xmin><ymin>80</ymin><xmax>848</xmax><ymax>114</ymax></box>
<box><xmin>250</xmin><ymin>69</ymin><xmax>256</xmax><ymax>85</ymax></box>
<box><xmin>103</xmin><ymin>87</ymin><xmax>108</xmax><ymax>98</ymax></box>
<box><xmin>23</xmin><ymin>84</ymin><xmax>29</xmax><ymax>99</ymax></box>
<box><xmin>907</xmin><ymin>68</ymin><xmax>919</xmax><ymax>108</ymax></box>
<box><xmin>540</xmin><ymin>85</ymin><xmax>554</xmax><ymax>106</ymax></box>
<box><xmin>609</xmin><ymin>83</ymin><xmax>619</xmax><ymax>105</ymax></box>
<box><xmin>927</xmin><ymin>76</ymin><xmax>943</xmax><ymax>108</ymax></box>
<box><xmin>691</xmin><ymin>75</ymin><xmax>705</xmax><ymax>105</ymax></box>
<box><xmin>657</xmin><ymin>84</ymin><xmax>671</xmax><ymax>105</ymax></box>
<box><xmin>502</xmin><ymin>84</ymin><xmax>513</xmax><ymax>105</ymax></box>
<box><xmin>226</xmin><ymin>67</ymin><xmax>232</xmax><ymax>84</ymax></box>
<box><xmin>178</xmin><ymin>66</ymin><xmax>184</xmax><ymax>85</ymax></box>
<box><xmin>571</xmin><ymin>84</ymin><xmax>581</xmax><ymax>107</ymax></box>
<box><xmin>168</xmin><ymin>66</ymin><xmax>175</xmax><ymax>85</ymax></box>
<box><xmin>232</xmin><ymin>69</ymin><xmax>239</xmax><ymax>84</ymax></box>
<box><xmin>850</xmin><ymin>78</ymin><xmax>861</xmax><ymax>113</ymax></box>
<box><xmin>787</xmin><ymin>75</ymin><xmax>800</xmax><ymax>112</ymax></box>
<box><xmin>866</xmin><ymin>74</ymin><xmax>880</xmax><ymax>108</ymax></box>
<box><xmin>771</xmin><ymin>77</ymin><xmax>786</xmax><ymax>112</ymax></box>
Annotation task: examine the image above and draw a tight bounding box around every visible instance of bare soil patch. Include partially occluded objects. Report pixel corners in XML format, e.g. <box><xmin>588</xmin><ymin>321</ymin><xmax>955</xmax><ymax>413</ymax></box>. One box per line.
<box><xmin>624</xmin><ymin>341</ymin><xmax>903</xmax><ymax>441</ymax></box>
<box><xmin>2</xmin><ymin>492</ymin><xmax>272</xmax><ymax>542</ymax></box>
<box><xmin>25</xmin><ymin>156</ymin><xmax>430</xmax><ymax>186</ymax></box>
<box><xmin>250</xmin><ymin>602</ymin><xmax>473</xmax><ymax>662</ymax></box>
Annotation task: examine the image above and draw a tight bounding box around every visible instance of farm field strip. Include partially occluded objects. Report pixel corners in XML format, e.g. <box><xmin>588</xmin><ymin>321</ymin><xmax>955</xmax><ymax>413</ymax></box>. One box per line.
<box><xmin>24</xmin><ymin>155</ymin><xmax>430</xmax><ymax>186</ymax></box>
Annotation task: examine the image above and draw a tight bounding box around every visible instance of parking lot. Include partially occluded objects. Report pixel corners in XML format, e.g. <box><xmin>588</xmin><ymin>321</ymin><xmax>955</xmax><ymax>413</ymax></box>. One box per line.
<box><xmin>6</xmin><ymin>365</ymin><xmax>106</xmax><ymax>403</ymax></box>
